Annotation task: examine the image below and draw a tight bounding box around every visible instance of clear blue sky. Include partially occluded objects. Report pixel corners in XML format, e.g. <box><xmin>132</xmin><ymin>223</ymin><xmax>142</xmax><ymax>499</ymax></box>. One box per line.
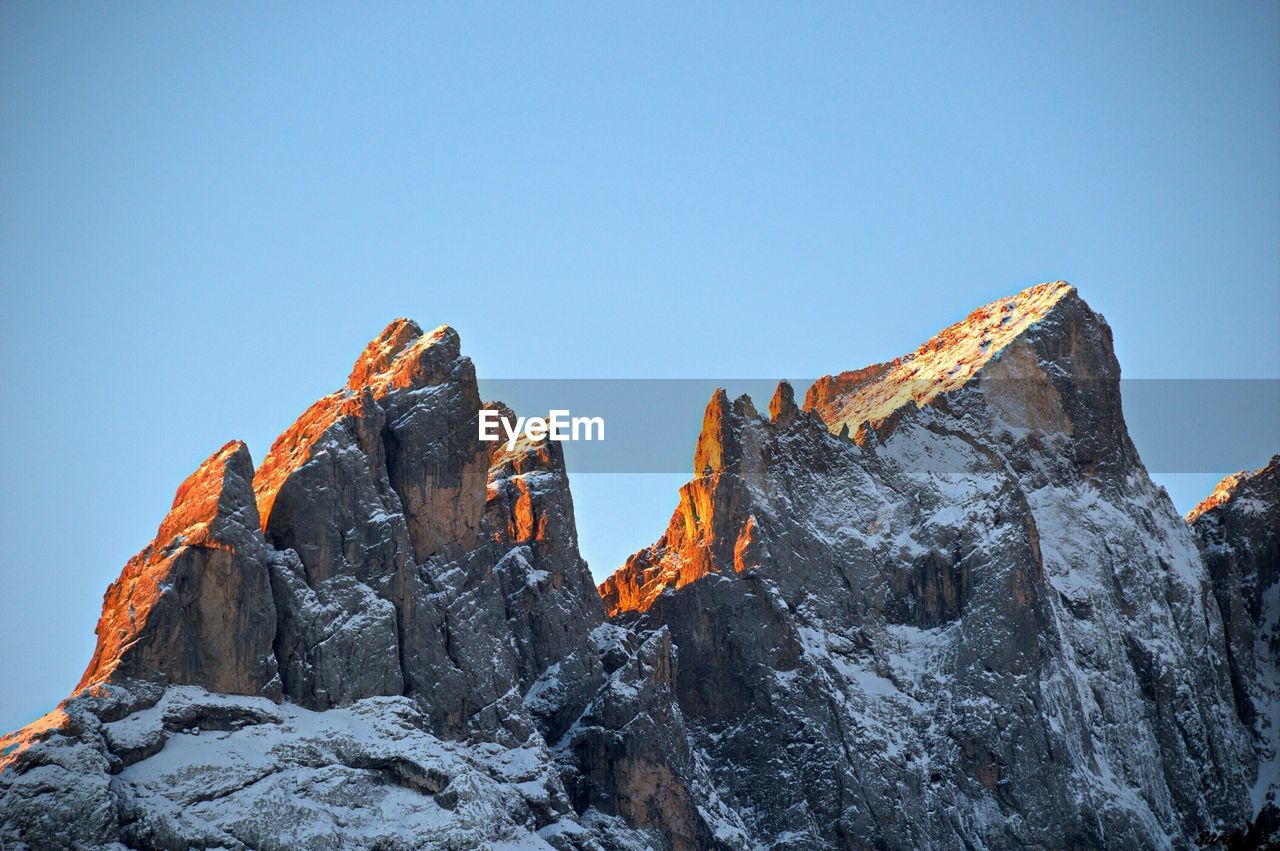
<box><xmin>2</xmin><ymin>2</ymin><xmax>1277</xmax><ymax>732</ymax></box>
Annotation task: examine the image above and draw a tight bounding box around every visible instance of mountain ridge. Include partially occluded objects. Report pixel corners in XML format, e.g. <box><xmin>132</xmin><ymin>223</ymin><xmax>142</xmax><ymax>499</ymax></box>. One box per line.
<box><xmin>2</xmin><ymin>283</ymin><xmax>1275</xmax><ymax>850</ymax></box>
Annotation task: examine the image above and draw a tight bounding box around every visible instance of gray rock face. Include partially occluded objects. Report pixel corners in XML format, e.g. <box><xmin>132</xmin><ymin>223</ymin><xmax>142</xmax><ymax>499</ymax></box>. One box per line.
<box><xmin>486</xmin><ymin>415</ymin><xmax>607</xmax><ymax>741</ymax></box>
<box><xmin>76</xmin><ymin>440</ymin><xmax>280</xmax><ymax>710</ymax></box>
<box><xmin>267</xmin><ymin>547</ymin><xmax>405</xmax><ymax>709</ymax></box>
<box><xmin>249</xmin><ymin>319</ymin><xmax>604</xmax><ymax>744</ymax></box>
<box><xmin>1190</xmin><ymin>456</ymin><xmax>1280</xmax><ymax>830</ymax></box>
<box><xmin>2</xmin><ymin>287</ymin><xmax>1275</xmax><ymax>849</ymax></box>
<box><xmin>604</xmin><ymin>283</ymin><xmax>1258</xmax><ymax>847</ymax></box>
<box><xmin>2</xmin><ymin>320</ymin><xmax>619</xmax><ymax>849</ymax></box>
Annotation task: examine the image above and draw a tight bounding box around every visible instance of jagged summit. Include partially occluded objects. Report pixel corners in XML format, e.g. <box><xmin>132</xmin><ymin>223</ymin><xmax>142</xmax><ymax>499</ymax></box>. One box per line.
<box><xmin>805</xmin><ymin>280</ymin><xmax>1076</xmax><ymax>439</ymax></box>
<box><xmin>3</xmin><ymin>297</ymin><xmax>1275</xmax><ymax>850</ymax></box>
<box><xmin>768</xmin><ymin>379</ymin><xmax>799</xmax><ymax>427</ymax></box>
<box><xmin>692</xmin><ymin>388</ymin><xmax>756</xmax><ymax>475</ymax></box>
<box><xmin>155</xmin><ymin>440</ymin><xmax>258</xmax><ymax>550</ymax></box>
<box><xmin>1188</xmin><ymin>455</ymin><xmax>1280</xmax><ymax>523</ymax></box>
<box><xmin>253</xmin><ymin>320</ymin><xmax>465</xmax><ymax>531</ymax></box>
<box><xmin>1189</xmin><ymin>455</ymin><xmax>1280</xmax><ymax>825</ymax></box>
<box><xmin>604</xmin><ymin>280</ymin><xmax>1103</xmax><ymax>618</ymax></box>
<box><xmin>76</xmin><ymin>438</ymin><xmax>278</xmax><ymax>704</ymax></box>
<box><xmin>1</xmin><ymin>316</ymin><xmax>620</xmax><ymax>848</ymax></box>
<box><xmin>347</xmin><ymin>320</ymin><xmax>462</xmax><ymax>396</ymax></box>
<box><xmin>1</xmin><ymin>439</ymin><xmax>279</xmax><ymax>778</ymax></box>
<box><xmin>596</xmin><ymin>282</ymin><xmax>1262</xmax><ymax>847</ymax></box>
<box><xmin>346</xmin><ymin>317</ymin><xmax>424</xmax><ymax>389</ymax></box>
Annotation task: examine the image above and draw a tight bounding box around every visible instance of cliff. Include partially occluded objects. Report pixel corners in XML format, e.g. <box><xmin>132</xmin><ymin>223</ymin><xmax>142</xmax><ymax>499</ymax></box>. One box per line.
<box><xmin>600</xmin><ymin>282</ymin><xmax>1261</xmax><ymax>846</ymax></box>
<box><xmin>2</xmin><ymin>285</ymin><xmax>1274</xmax><ymax>849</ymax></box>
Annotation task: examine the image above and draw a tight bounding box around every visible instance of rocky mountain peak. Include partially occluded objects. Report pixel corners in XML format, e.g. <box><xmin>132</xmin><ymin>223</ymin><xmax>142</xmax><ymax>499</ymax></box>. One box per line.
<box><xmin>768</xmin><ymin>379</ymin><xmax>799</xmax><ymax>427</ymax></box>
<box><xmin>596</xmin><ymin>283</ymin><xmax>1262</xmax><ymax>846</ymax></box>
<box><xmin>154</xmin><ymin>440</ymin><xmax>260</xmax><ymax>553</ymax></box>
<box><xmin>1189</xmin><ymin>456</ymin><xmax>1280</xmax><ymax>524</ymax></box>
<box><xmin>805</xmin><ymin>280</ymin><xmax>1077</xmax><ymax>439</ymax></box>
<box><xmin>344</xmin><ymin>318</ymin><xmax>465</xmax><ymax>396</ymax></box>
<box><xmin>2</xmin><ymin>294</ymin><xmax>1274</xmax><ymax>850</ymax></box>
<box><xmin>692</xmin><ymin>388</ymin><xmax>731</xmax><ymax>475</ymax></box>
<box><xmin>345</xmin><ymin>317</ymin><xmax>424</xmax><ymax>390</ymax></box>
<box><xmin>1190</xmin><ymin>456</ymin><xmax>1279</xmax><ymax>821</ymax></box>
<box><xmin>75</xmin><ymin>439</ymin><xmax>278</xmax><ymax>707</ymax></box>
<box><xmin>253</xmin><ymin>321</ymin><xmax>469</xmax><ymax>533</ymax></box>
<box><xmin>802</xmin><ymin>361</ymin><xmax>894</xmax><ymax>414</ymax></box>
<box><xmin>605</xmin><ymin>281</ymin><xmax>1102</xmax><ymax>620</ymax></box>
<box><xmin>361</xmin><ymin>322</ymin><xmax>463</xmax><ymax>396</ymax></box>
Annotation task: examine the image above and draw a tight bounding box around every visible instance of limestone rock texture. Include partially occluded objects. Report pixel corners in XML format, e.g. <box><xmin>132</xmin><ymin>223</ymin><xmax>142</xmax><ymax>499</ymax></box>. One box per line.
<box><xmin>2</xmin><ymin>287</ymin><xmax>1276</xmax><ymax>849</ymax></box>
<box><xmin>1</xmin><ymin>320</ymin><xmax>619</xmax><ymax>850</ymax></box>
<box><xmin>76</xmin><ymin>440</ymin><xmax>280</xmax><ymax>708</ymax></box>
<box><xmin>602</xmin><ymin>283</ymin><xmax>1268</xmax><ymax>848</ymax></box>
<box><xmin>1190</xmin><ymin>456</ymin><xmax>1280</xmax><ymax>842</ymax></box>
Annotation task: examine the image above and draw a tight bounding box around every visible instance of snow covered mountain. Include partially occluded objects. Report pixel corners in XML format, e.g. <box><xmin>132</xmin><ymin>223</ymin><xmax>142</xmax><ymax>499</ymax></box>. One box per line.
<box><xmin>602</xmin><ymin>283</ymin><xmax>1270</xmax><ymax>847</ymax></box>
<box><xmin>2</xmin><ymin>284</ymin><xmax>1275</xmax><ymax>849</ymax></box>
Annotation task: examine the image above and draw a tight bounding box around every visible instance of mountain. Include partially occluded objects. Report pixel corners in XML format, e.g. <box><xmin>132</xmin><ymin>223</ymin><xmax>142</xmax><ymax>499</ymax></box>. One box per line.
<box><xmin>1189</xmin><ymin>456</ymin><xmax>1280</xmax><ymax>843</ymax></box>
<box><xmin>601</xmin><ymin>282</ymin><xmax>1261</xmax><ymax>847</ymax></box>
<box><xmin>2</xmin><ymin>285</ymin><xmax>1275</xmax><ymax>849</ymax></box>
<box><xmin>0</xmin><ymin>320</ymin><xmax>627</xmax><ymax>848</ymax></box>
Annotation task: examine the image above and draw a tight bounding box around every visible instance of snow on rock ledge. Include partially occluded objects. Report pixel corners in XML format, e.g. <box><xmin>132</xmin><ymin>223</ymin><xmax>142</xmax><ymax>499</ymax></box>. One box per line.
<box><xmin>1</xmin><ymin>686</ymin><xmax>584</xmax><ymax>849</ymax></box>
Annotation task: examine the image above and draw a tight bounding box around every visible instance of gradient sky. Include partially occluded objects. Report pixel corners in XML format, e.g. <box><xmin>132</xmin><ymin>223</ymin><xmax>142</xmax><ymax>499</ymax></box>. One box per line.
<box><xmin>2</xmin><ymin>2</ymin><xmax>1277</xmax><ymax>733</ymax></box>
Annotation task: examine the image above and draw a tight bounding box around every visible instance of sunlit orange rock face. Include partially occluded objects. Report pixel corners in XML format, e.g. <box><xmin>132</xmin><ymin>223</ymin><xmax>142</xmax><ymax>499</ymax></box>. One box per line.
<box><xmin>600</xmin><ymin>281</ymin><xmax>1100</xmax><ymax>617</ymax></box>
<box><xmin>802</xmin><ymin>361</ymin><xmax>893</xmax><ymax>421</ymax></box>
<box><xmin>231</xmin><ymin>319</ymin><xmax>604</xmax><ymax>738</ymax></box>
<box><xmin>76</xmin><ymin>440</ymin><xmax>279</xmax><ymax>703</ymax></box>
<box><xmin>25</xmin><ymin>317</ymin><xmax>605</xmax><ymax>745</ymax></box>
<box><xmin>245</xmin><ymin>318</ymin><xmax>494</xmax><ymax>720</ymax></box>
<box><xmin>253</xmin><ymin>319</ymin><xmax>482</xmax><ymax>560</ymax></box>
<box><xmin>485</xmin><ymin>403</ymin><xmax>564</xmax><ymax>550</ymax></box>
<box><xmin>1187</xmin><ymin>460</ymin><xmax>1277</xmax><ymax>524</ymax></box>
<box><xmin>599</xmin><ymin>391</ymin><xmax>764</xmax><ymax>616</ymax></box>
<box><xmin>0</xmin><ymin>705</ymin><xmax>70</xmax><ymax>773</ymax></box>
<box><xmin>805</xmin><ymin>280</ymin><xmax>1075</xmax><ymax>443</ymax></box>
